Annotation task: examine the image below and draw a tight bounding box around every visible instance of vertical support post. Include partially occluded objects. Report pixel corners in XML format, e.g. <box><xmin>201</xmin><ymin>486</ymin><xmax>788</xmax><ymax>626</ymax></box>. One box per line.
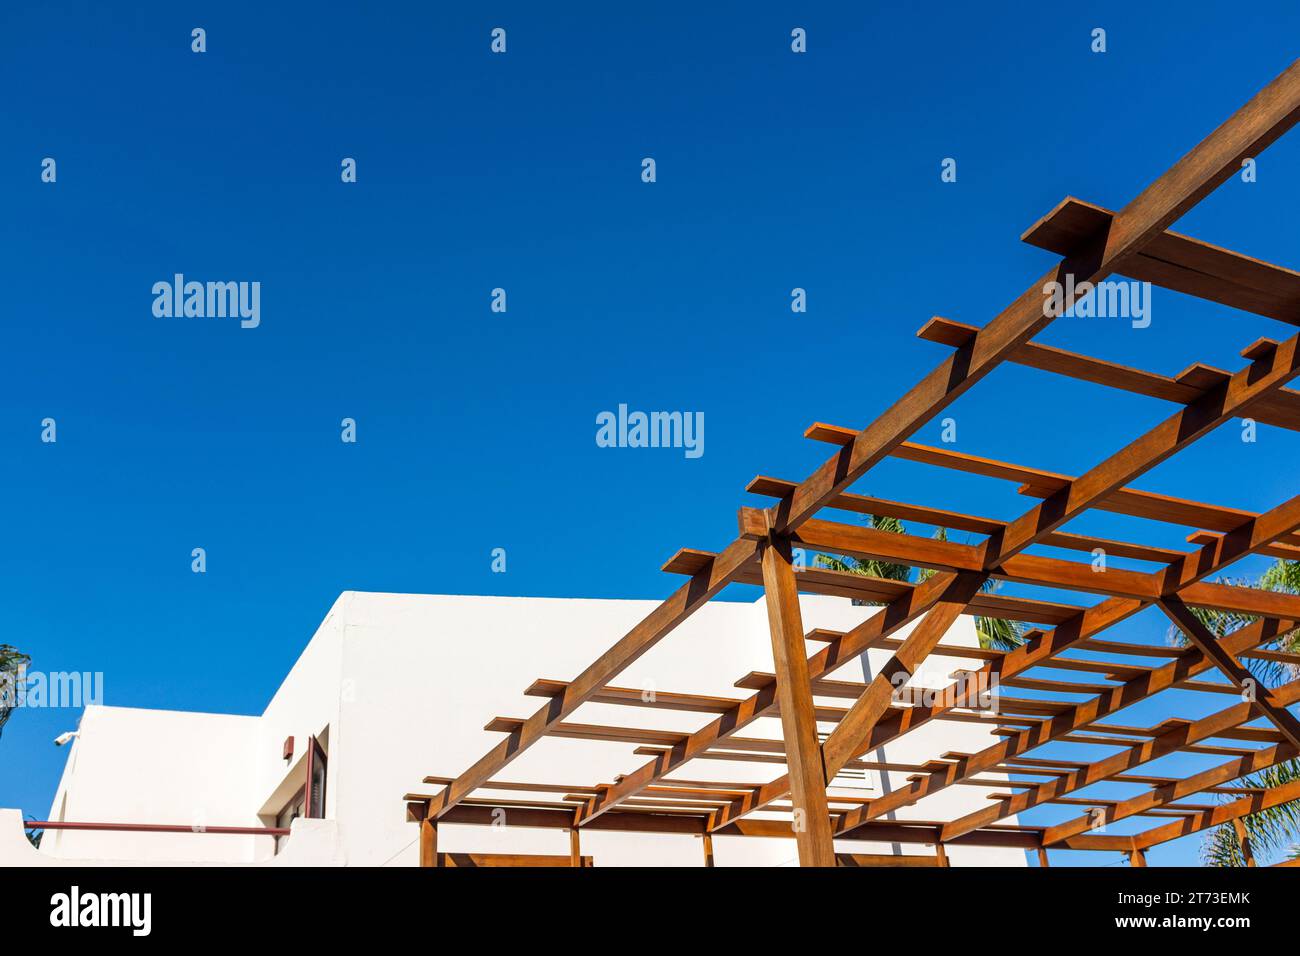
<box><xmin>702</xmin><ymin>832</ymin><xmax>715</xmax><ymax>868</ymax></box>
<box><xmin>1129</xmin><ymin>847</ymin><xmax>1148</xmax><ymax>867</ymax></box>
<box><xmin>1232</xmin><ymin>818</ymin><xmax>1256</xmax><ymax>867</ymax></box>
<box><xmin>569</xmin><ymin>827</ymin><xmax>582</xmax><ymax>867</ymax></box>
<box><xmin>420</xmin><ymin>817</ymin><xmax>439</xmax><ymax>868</ymax></box>
<box><xmin>935</xmin><ymin>842</ymin><xmax>949</xmax><ymax>868</ymax></box>
<box><xmin>760</xmin><ymin>534</ymin><xmax>836</xmax><ymax>868</ymax></box>
<box><xmin>1037</xmin><ymin>847</ymin><xmax>1051</xmax><ymax>868</ymax></box>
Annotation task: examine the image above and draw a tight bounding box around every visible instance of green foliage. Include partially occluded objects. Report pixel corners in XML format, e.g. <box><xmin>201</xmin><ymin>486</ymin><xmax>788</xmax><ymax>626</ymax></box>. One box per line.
<box><xmin>0</xmin><ymin>643</ymin><xmax>31</xmax><ymax>740</ymax></box>
<box><xmin>1173</xmin><ymin>560</ymin><xmax>1300</xmax><ymax>865</ymax></box>
<box><xmin>1201</xmin><ymin>760</ymin><xmax>1300</xmax><ymax>866</ymax></box>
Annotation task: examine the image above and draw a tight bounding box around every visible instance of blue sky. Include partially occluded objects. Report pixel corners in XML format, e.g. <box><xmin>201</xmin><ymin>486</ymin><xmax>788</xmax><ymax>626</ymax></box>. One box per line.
<box><xmin>3</xmin><ymin>2</ymin><xmax>1300</xmax><ymax>866</ymax></box>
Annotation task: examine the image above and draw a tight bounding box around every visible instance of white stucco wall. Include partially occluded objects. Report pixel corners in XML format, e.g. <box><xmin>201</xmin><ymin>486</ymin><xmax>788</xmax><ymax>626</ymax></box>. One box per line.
<box><xmin>28</xmin><ymin>591</ymin><xmax>1028</xmax><ymax>867</ymax></box>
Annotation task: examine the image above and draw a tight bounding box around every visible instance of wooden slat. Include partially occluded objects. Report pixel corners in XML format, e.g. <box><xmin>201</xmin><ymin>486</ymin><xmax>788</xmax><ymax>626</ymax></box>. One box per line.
<box><xmin>1023</xmin><ymin>197</ymin><xmax>1300</xmax><ymax>326</ymax></box>
<box><xmin>784</xmin><ymin>516</ymin><xmax>1300</xmax><ymax>619</ymax></box>
<box><xmin>1159</xmin><ymin>595</ymin><xmax>1300</xmax><ymax>749</ymax></box>
<box><xmin>525</xmin><ymin>678</ymin><xmax>744</xmax><ymax>715</ymax></box>
<box><xmin>748</xmin><ymin>474</ymin><xmax>1190</xmax><ymax>563</ymax></box>
<box><xmin>920</xmin><ymin>315</ymin><xmax>1300</xmax><ymax>432</ymax></box>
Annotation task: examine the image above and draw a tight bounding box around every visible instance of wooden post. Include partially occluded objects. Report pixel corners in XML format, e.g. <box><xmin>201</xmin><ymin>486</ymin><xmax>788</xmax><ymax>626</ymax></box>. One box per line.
<box><xmin>935</xmin><ymin>842</ymin><xmax>949</xmax><ymax>868</ymax></box>
<box><xmin>760</xmin><ymin>535</ymin><xmax>835</xmax><ymax>867</ymax></box>
<box><xmin>420</xmin><ymin>817</ymin><xmax>439</xmax><ymax>868</ymax></box>
<box><xmin>702</xmin><ymin>832</ymin><xmax>715</xmax><ymax>868</ymax></box>
<box><xmin>569</xmin><ymin>827</ymin><xmax>581</xmax><ymax>867</ymax></box>
<box><xmin>1129</xmin><ymin>847</ymin><xmax>1147</xmax><ymax>867</ymax></box>
<box><xmin>1232</xmin><ymin>818</ymin><xmax>1256</xmax><ymax>867</ymax></box>
<box><xmin>1037</xmin><ymin>847</ymin><xmax>1051</xmax><ymax>868</ymax></box>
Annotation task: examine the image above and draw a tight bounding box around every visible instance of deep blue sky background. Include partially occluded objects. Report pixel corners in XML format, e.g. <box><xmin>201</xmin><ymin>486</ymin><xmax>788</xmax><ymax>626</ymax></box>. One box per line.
<box><xmin>3</xmin><ymin>2</ymin><xmax>1300</xmax><ymax>866</ymax></box>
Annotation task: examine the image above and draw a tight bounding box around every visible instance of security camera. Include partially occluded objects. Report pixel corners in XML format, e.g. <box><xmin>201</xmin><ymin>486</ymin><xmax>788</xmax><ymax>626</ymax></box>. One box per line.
<box><xmin>54</xmin><ymin>731</ymin><xmax>78</xmax><ymax>746</ymax></box>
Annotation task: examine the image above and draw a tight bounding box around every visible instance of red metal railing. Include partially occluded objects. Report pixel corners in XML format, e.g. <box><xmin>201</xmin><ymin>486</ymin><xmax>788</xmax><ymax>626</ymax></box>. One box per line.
<box><xmin>24</xmin><ymin>821</ymin><xmax>289</xmax><ymax>836</ymax></box>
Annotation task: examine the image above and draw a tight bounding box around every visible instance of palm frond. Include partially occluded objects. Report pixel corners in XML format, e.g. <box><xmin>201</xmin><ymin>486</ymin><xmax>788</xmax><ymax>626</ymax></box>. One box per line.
<box><xmin>0</xmin><ymin>643</ymin><xmax>31</xmax><ymax>741</ymax></box>
<box><xmin>976</xmin><ymin>614</ymin><xmax>1027</xmax><ymax>651</ymax></box>
<box><xmin>1202</xmin><ymin>759</ymin><xmax>1300</xmax><ymax>865</ymax></box>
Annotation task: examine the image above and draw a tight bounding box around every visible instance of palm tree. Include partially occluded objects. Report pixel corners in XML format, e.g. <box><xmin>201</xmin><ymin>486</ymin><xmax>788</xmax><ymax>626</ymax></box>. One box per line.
<box><xmin>0</xmin><ymin>643</ymin><xmax>29</xmax><ymax>740</ymax></box>
<box><xmin>1167</xmin><ymin>559</ymin><xmax>1300</xmax><ymax>865</ymax></box>
<box><xmin>813</xmin><ymin>518</ymin><xmax>1026</xmax><ymax>651</ymax></box>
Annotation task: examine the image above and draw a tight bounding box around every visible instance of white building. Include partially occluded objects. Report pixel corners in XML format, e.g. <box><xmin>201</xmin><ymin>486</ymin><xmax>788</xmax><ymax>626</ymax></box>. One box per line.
<box><xmin>8</xmin><ymin>591</ymin><xmax>1028</xmax><ymax>866</ymax></box>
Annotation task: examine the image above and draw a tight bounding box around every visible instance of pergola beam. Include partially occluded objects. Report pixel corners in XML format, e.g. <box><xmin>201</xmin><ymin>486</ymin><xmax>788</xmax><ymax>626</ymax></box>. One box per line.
<box><xmin>757</xmin><ymin>535</ymin><xmax>836</xmax><ymax>866</ymax></box>
<box><xmin>1158</xmin><ymin>595</ymin><xmax>1300</xmax><ymax>749</ymax></box>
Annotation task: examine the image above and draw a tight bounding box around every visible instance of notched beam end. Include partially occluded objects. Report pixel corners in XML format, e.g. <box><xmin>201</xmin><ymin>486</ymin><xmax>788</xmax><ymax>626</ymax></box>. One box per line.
<box><xmin>1020</xmin><ymin>197</ymin><xmax>1111</xmax><ymax>254</ymax></box>
<box><xmin>524</xmin><ymin>678</ymin><xmax>566</xmax><ymax>698</ymax></box>
<box><xmin>1242</xmin><ymin>337</ymin><xmax>1281</xmax><ymax>361</ymax></box>
<box><xmin>738</xmin><ymin>506</ymin><xmax>770</xmax><ymax>540</ymax></box>
<box><xmin>661</xmin><ymin>548</ymin><xmax>716</xmax><ymax>575</ymax></box>
<box><xmin>805</xmin><ymin>422</ymin><xmax>857</xmax><ymax>445</ymax></box>
<box><xmin>916</xmin><ymin>316</ymin><xmax>979</xmax><ymax>348</ymax></box>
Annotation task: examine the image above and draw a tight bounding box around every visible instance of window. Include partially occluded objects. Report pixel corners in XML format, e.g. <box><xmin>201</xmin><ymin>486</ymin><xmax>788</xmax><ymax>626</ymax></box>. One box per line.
<box><xmin>305</xmin><ymin>735</ymin><xmax>327</xmax><ymax>819</ymax></box>
<box><xmin>274</xmin><ymin>788</ymin><xmax>304</xmax><ymax>854</ymax></box>
<box><xmin>274</xmin><ymin>734</ymin><xmax>327</xmax><ymax>854</ymax></box>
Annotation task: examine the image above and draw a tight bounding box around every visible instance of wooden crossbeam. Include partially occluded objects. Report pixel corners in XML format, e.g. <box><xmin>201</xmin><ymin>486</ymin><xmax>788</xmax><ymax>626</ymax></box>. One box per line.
<box><xmin>920</xmin><ymin>314</ymin><xmax>1300</xmax><ymax>431</ymax></box>
<box><xmin>1023</xmin><ymin>197</ymin><xmax>1300</xmax><ymax>326</ymax></box>
<box><xmin>745</xmin><ymin>476</ymin><xmax>1191</xmax><ymax>563</ymax></box>
<box><xmin>785</xmin><ymin>516</ymin><xmax>1300</xmax><ymax>618</ymax></box>
<box><xmin>1158</xmin><ymin>595</ymin><xmax>1300</xmax><ymax>750</ymax></box>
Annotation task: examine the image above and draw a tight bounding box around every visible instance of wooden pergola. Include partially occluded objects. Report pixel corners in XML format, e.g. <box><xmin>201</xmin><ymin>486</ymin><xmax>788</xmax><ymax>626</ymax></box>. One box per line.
<box><xmin>405</xmin><ymin>61</ymin><xmax>1300</xmax><ymax>867</ymax></box>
